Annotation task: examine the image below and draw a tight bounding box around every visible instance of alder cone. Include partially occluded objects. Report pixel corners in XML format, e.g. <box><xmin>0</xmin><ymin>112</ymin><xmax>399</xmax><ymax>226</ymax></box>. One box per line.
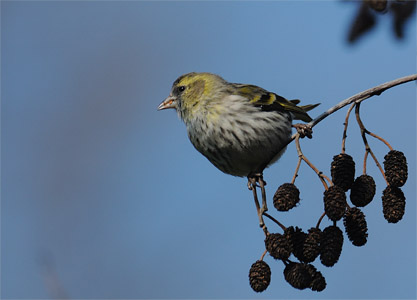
<box><xmin>320</xmin><ymin>225</ymin><xmax>344</xmax><ymax>267</ymax></box>
<box><xmin>249</xmin><ymin>260</ymin><xmax>271</xmax><ymax>292</ymax></box>
<box><xmin>384</xmin><ymin>150</ymin><xmax>408</xmax><ymax>187</ymax></box>
<box><xmin>331</xmin><ymin>153</ymin><xmax>355</xmax><ymax>191</ymax></box>
<box><xmin>350</xmin><ymin>175</ymin><xmax>376</xmax><ymax>207</ymax></box>
<box><xmin>324</xmin><ymin>185</ymin><xmax>347</xmax><ymax>221</ymax></box>
<box><xmin>273</xmin><ymin>183</ymin><xmax>300</xmax><ymax>211</ymax></box>
<box><xmin>343</xmin><ymin>207</ymin><xmax>368</xmax><ymax>246</ymax></box>
<box><xmin>382</xmin><ymin>185</ymin><xmax>406</xmax><ymax>223</ymax></box>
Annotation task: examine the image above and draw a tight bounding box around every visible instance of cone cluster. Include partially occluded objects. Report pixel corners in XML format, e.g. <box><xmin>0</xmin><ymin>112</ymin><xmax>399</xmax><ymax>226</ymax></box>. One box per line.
<box><xmin>248</xmin><ymin>148</ymin><xmax>409</xmax><ymax>293</ymax></box>
<box><xmin>257</xmin><ymin>225</ymin><xmax>327</xmax><ymax>292</ymax></box>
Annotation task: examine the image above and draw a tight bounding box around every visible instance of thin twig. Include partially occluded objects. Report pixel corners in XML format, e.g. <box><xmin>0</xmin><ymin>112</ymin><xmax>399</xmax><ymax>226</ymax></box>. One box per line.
<box><xmin>321</xmin><ymin>173</ymin><xmax>333</xmax><ymax>186</ymax></box>
<box><xmin>355</xmin><ymin>103</ymin><xmax>388</xmax><ymax>185</ymax></box>
<box><xmin>363</xmin><ymin>150</ymin><xmax>369</xmax><ymax>175</ymax></box>
<box><xmin>341</xmin><ymin>103</ymin><xmax>356</xmax><ymax>154</ymax></box>
<box><xmin>366</xmin><ymin>130</ymin><xmax>394</xmax><ymax>151</ymax></box>
<box><xmin>316</xmin><ymin>211</ymin><xmax>326</xmax><ymax>229</ymax></box>
<box><xmin>260</xmin><ymin>249</ymin><xmax>268</xmax><ymax>261</ymax></box>
<box><xmin>369</xmin><ymin>150</ymin><xmax>386</xmax><ymax>183</ymax></box>
<box><xmin>291</xmin><ymin>157</ymin><xmax>302</xmax><ymax>184</ymax></box>
<box><xmin>263</xmin><ymin>212</ymin><xmax>286</xmax><ymax>231</ymax></box>
<box><xmin>295</xmin><ymin>135</ymin><xmax>331</xmax><ymax>190</ymax></box>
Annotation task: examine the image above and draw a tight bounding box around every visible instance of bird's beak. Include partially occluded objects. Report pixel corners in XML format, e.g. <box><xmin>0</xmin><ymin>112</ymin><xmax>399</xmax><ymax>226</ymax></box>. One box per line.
<box><xmin>158</xmin><ymin>96</ymin><xmax>177</xmax><ymax>110</ymax></box>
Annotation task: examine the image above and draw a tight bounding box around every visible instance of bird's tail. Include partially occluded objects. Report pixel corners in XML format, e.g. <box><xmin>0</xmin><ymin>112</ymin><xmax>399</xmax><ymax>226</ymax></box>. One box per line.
<box><xmin>299</xmin><ymin>103</ymin><xmax>320</xmax><ymax>112</ymax></box>
<box><xmin>289</xmin><ymin>100</ymin><xmax>320</xmax><ymax>122</ymax></box>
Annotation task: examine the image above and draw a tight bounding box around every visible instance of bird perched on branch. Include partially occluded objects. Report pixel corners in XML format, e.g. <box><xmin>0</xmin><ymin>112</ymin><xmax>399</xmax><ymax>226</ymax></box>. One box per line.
<box><xmin>158</xmin><ymin>72</ymin><xmax>319</xmax><ymax>178</ymax></box>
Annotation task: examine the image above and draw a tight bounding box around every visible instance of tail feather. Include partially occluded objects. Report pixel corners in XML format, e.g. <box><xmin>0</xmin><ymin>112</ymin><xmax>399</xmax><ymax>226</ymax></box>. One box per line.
<box><xmin>290</xmin><ymin>101</ymin><xmax>320</xmax><ymax>122</ymax></box>
<box><xmin>299</xmin><ymin>103</ymin><xmax>320</xmax><ymax>112</ymax></box>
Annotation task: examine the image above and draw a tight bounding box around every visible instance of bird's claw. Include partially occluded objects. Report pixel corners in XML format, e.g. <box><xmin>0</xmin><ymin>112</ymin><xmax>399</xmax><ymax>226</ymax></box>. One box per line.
<box><xmin>247</xmin><ymin>181</ymin><xmax>253</xmax><ymax>190</ymax></box>
<box><xmin>293</xmin><ymin>123</ymin><xmax>313</xmax><ymax>139</ymax></box>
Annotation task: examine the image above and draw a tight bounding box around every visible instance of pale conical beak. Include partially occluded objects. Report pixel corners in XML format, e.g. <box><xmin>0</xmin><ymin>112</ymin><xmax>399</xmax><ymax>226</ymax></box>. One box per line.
<box><xmin>158</xmin><ymin>96</ymin><xmax>177</xmax><ymax>110</ymax></box>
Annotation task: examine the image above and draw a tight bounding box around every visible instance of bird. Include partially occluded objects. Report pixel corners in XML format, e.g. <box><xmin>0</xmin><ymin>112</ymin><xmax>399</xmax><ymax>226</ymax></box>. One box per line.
<box><xmin>158</xmin><ymin>72</ymin><xmax>319</xmax><ymax>178</ymax></box>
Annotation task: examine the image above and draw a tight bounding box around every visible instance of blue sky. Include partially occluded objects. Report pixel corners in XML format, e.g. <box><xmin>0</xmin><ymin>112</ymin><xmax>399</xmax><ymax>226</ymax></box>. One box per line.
<box><xmin>2</xmin><ymin>1</ymin><xmax>416</xmax><ymax>299</ymax></box>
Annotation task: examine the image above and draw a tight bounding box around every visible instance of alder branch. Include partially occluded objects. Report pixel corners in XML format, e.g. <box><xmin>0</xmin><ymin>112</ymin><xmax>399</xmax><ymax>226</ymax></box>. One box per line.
<box><xmin>289</xmin><ymin>73</ymin><xmax>417</xmax><ymax>143</ymax></box>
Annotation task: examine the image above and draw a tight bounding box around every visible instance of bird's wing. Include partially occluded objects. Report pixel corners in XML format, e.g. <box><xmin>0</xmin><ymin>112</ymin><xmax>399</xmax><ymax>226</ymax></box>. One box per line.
<box><xmin>234</xmin><ymin>84</ymin><xmax>318</xmax><ymax>122</ymax></box>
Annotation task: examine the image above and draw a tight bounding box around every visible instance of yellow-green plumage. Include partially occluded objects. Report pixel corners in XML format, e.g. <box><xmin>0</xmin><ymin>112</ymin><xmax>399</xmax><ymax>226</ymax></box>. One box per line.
<box><xmin>158</xmin><ymin>72</ymin><xmax>319</xmax><ymax>177</ymax></box>
<box><xmin>233</xmin><ymin>84</ymin><xmax>318</xmax><ymax>122</ymax></box>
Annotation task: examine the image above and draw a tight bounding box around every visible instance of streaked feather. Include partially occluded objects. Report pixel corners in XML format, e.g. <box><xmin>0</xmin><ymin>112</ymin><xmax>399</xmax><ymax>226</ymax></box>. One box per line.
<box><xmin>233</xmin><ymin>84</ymin><xmax>319</xmax><ymax>122</ymax></box>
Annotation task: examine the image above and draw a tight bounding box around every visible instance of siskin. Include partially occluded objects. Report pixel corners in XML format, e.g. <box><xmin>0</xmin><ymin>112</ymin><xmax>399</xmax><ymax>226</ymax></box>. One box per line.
<box><xmin>158</xmin><ymin>72</ymin><xmax>319</xmax><ymax>178</ymax></box>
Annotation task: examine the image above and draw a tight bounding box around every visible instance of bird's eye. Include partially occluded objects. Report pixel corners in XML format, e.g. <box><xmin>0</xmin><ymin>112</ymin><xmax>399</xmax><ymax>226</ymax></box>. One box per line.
<box><xmin>178</xmin><ymin>86</ymin><xmax>186</xmax><ymax>92</ymax></box>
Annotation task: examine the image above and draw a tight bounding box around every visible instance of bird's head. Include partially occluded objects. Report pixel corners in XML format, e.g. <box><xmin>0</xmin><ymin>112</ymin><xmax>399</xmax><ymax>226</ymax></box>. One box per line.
<box><xmin>158</xmin><ymin>72</ymin><xmax>227</xmax><ymax>120</ymax></box>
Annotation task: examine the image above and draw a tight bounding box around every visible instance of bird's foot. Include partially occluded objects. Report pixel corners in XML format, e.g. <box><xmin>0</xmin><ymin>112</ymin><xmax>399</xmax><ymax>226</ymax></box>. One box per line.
<box><xmin>293</xmin><ymin>123</ymin><xmax>313</xmax><ymax>139</ymax></box>
<box><xmin>247</xmin><ymin>173</ymin><xmax>267</xmax><ymax>188</ymax></box>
